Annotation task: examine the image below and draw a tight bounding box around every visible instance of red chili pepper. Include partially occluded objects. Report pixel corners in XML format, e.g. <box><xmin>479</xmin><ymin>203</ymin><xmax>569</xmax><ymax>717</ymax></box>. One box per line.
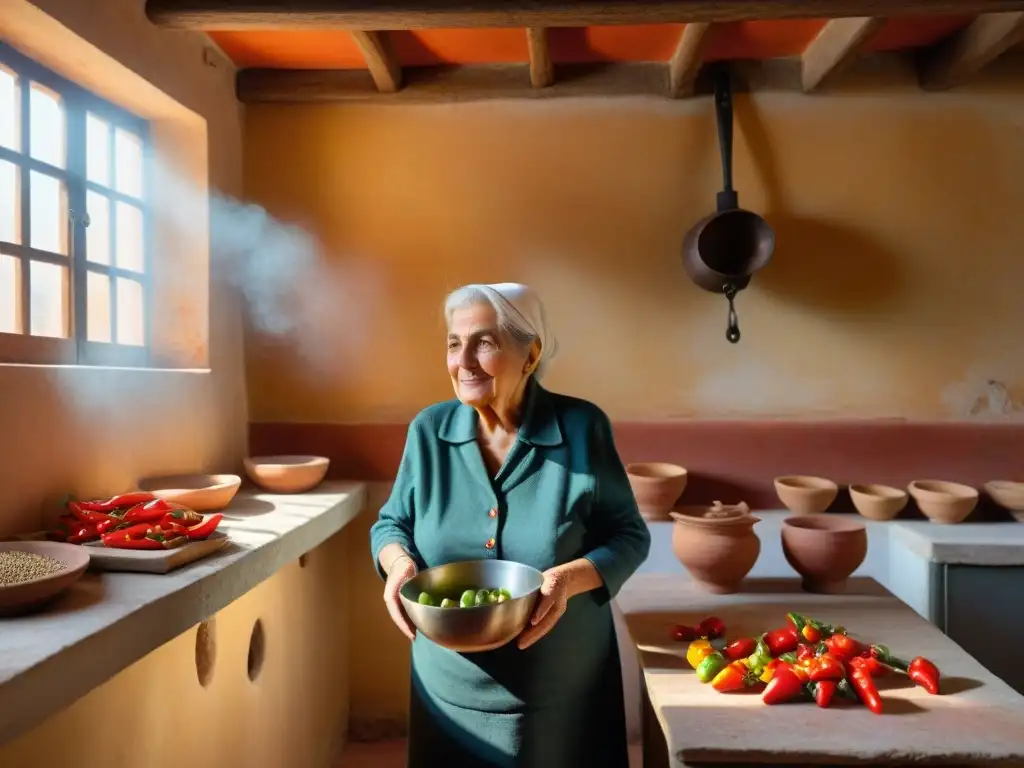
<box><xmin>672</xmin><ymin>624</ymin><xmax>697</xmax><ymax>642</ymax></box>
<box><xmin>764</xmin><ymin>627</ymin><xmax>800</xmax><ymax>656</ymax></box>
<box><xmin>185</xmin><ymin>513</ymin><xmax>223</xmax><ymax>540</ymax></box>
<box><xmin>101</xmin><ymin>535</ymin><xmax>165</xmax><ymax>550</ymax></box>
<box><xmin>160</xmin><ymin>509</ymin><xmax>203</xmax><ymax>528</ymax></box>
<box><xmin>811</xmin><ymin>679</ymin><xmax>837</xmax><ymax>708</ymax></box>
<box><xmin>762</xmin><ymin>667</ymin><xmax>806</xmax><ymax>705</ymax></box>
<box><xmin>848</xmin><ymin>666</ymin><xmax>884</xmax><ymax>714</ymax></box>
<box><xmin>77</xmin><ymin>492</ymin><xmax>157</xmax><ymax>513</ymax></box>
<box><xmin>907</xmin><ymin>657</ymin><xmax>941</xmax><ymax>695</ymax></box>
<box><xmin>801</xmin><ymin>624</ymin><xmax>821</xmax><ymax>643</ymax></box>
<box><xmin>697</xmin><ymin>616</ymin><xmax>726</xmax><ymax>640</ymax></box>
<box><xmin>852</xmin><ymin>655</ymin><xmax>891</xmax><ymax>678</ymax></box>
<box><xmin>723</xmin><ymin>637</ymin><xmax>757</xmax><ymax>661</ymax></box>
<box><xmin>870</xmin><ymin>645</ymin><xmax>940</xmax><ymax>693</ymax></box>
<box><xmin>124</xmin><ymin>499</ymin><xmax>175</xmax><ymax>523</ymax></box>
<box><xmin>67</xmin><ymin>525</ymin><xmax>100</xmax><ymax>544</ymax></box>
<box><xmin>113</xmin><ymin>523</ymin><xmax>157</xmax><ymax>540</ymax></box>
<box><xmin>796</xmin><ymin>643</ymin><xmax>817</xmax><ymax>662</ymax></box>
<box><xmin>67</xmin><ymin>501</ymin><xmax>108</xmax><ymax>525</ymax></box>
<box><xmin>824</xmin><ymin>633</ymin><xmax>864</xmax><ymax>663</ymax></box>
<box><xmin>807</xmin><ymin>653</ymin><xmax>845</xmax><ymax>682</ymax></box>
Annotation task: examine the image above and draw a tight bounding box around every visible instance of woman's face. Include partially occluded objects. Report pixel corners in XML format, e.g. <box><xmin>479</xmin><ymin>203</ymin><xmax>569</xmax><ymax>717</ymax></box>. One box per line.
<box><xmin>447</xmin><ymin>302</ymin><xmax>536</xmax><ymax>409</ymax></box>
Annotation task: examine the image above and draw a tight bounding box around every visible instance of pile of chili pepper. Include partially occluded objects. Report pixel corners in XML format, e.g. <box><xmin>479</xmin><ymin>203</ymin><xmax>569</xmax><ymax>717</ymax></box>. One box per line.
<box><xmin>47</xmin><ymin>492</ymin><xmax>223</xmax><ymax>550</ymax></box>
<box><xmin>677</xmin><ymin>611</ymin><xmax>942</xmax><ymax>714</ymax></box>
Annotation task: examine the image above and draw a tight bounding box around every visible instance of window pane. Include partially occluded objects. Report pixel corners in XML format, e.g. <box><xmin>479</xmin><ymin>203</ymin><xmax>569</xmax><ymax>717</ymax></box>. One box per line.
<box><xmin>29</xmin><ymin>259</ymin><xmax>68</xmax><ymax>338</ymax></box>
<box><xmin>114</xmin><ymin>128</ymin><xmax>143</xmax><ymax>198</ymax></box>
<box><xmin>0</xmin><ymin>160</ymin><xmax>20</xmax><ymax>244</ymax></box>
<box><xmin>86</xmin><ymin>270</ymin><xmax>112</xmax><ymax>343</ymax></box>
<box><xmin>115</xmin><ymin>201</ymin><xmax>144</xmax><ymax>272</ymax></box>
<box><xmin>86</xmin><ymin>113</ymin><xmax>111</xmax><ymax>186</ymax></box>
<box><xmin>29</xmin><ymin>82</ymin><xmax>65</xmax><ymax>169</ymax></box>
<box><xmin>29</xmin><ymin>171</ymin><xmax>67</xmax><ymax>255</ymax></box>
<box><xmin>0</xmin><ymin>253</ymin><xmax>21</xmax><ymax>334</ymax></box>
<box><xmin>0</xmin><ymin>66</ymin><xmax>18</xmax><ymax>151</ymax></box>
<box><xmin>85</xmin><ymin>191</ymin><xmax>111</xmax><ymax>265</ymax></box>
<box><xmin>116</xmin><ymin>277</ymin><xmax>144</xmax><ymax>346</ymax></box>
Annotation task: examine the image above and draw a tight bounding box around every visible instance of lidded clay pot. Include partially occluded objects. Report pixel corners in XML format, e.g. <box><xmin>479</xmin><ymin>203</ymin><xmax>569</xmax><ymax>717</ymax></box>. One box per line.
<box><xmin>627</xmin><ymin>463</ymin><xmax>688</xmax><ymax>521</ymax></box>
<box><xmin>781</xmin><ymin>515</ymin><xmax>867</xmax><ymax>594</ymax></box>
<box><xmin>670</xmin><ymin>502</ymin><xmax>760</xmax><ymax>594</ymax></box>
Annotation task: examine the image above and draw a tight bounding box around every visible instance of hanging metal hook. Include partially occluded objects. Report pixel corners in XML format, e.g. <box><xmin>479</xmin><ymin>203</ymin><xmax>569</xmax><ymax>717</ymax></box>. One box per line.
<box><xmin>724</xmin><ymin>284</ymin><xmax>741</xmax><ymax>344</ymax></box>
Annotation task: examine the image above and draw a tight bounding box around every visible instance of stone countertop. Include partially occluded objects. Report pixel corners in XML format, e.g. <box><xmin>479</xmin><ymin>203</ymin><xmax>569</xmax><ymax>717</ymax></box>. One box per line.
<box><xmin>886</xmin><ymin>518</ymin><xmax>1024</xmax><ymax>565</ymax></box>
<box><xmin>618</xmin><ymin>573</ymin><xmax>1024</xmax><ymax>767</ymax></box>
<box><xmin>0</xmin><ymin>481</ymin><xmax>367</xmax><ymax>748</ymax></box>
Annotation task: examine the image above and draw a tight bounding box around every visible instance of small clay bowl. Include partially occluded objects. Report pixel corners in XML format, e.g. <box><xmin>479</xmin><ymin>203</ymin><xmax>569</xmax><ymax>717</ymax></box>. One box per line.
<box><xmin>626</xmin><ymin>463</ymin><xmax>688</xmax><ymax>522</ymax></box>
<box><xmin>849</xmin><ymin>483</ymin><xmax>908</xmax><ymax>522</ymax></box>
<box><xmin>985</xmin><ymin>481</ymin><xmax>1024</xmax><ymax>522</ymax></box>
<box><xmin>774</xmin><ymin>475</ymin><xmax>838</xmax><ymax>515</ymax></box>
<box><xmin>244</xmin><ymin>455</ymin><xmax>330</xmax><ymax>494</ymax></box>
<box><xmin>781</xmin><ymin>515</ymin><xmax>867</xmax><ymax>594</ymax></box>
<box><xmin>137</xmin><ymin>474</ymin><xmax>242</xmax><ymax>512</ymax></box>
<box><xmin>908</xmin><ymin>480</ymin><xmax>978</xmax><ymax>525</ymax></box>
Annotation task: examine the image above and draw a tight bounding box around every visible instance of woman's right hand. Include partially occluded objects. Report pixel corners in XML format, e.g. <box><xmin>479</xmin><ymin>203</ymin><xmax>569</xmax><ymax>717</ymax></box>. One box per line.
<box><xmin>383</xmin><ymin>554</ymin><xmax>418</xmax><ymax>641</ymax></box>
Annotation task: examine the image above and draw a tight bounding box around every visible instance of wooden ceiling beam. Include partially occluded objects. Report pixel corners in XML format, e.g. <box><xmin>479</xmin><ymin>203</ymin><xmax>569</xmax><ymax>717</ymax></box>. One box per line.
<box><xmin>147</xmin><ymin>0</ymin><xmax>1024</xmax><ymax>30</ymax></box>
<box><xmin>526</xmin><ymin>27</ymin><xmax>553</xmax><ymax>88</ymax></box>
<box><xmin>801</xmin><ymin>17</ymin><xmax>885</xmax><ymax>92</ymax></box>
<box><xmin>349</xmin><ymin>30</ymin><xmax>402</xmax><ymax>92</ymax></box>
<box><xmin>668</xmin><ymin>23</ymin><xmax>714</xmax><ymax>97</ymax></box>
<box><xmin>919</xmin><ymin>11</ymin><xmax>1024</xmax><ymax>89</ymax></box>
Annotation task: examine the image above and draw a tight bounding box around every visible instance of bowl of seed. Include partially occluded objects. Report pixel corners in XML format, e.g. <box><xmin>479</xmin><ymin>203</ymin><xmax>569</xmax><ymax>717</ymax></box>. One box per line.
<box><xmin>0</xmin><ymin>541</ymin><xmax>90</xmax><ymax>616</ymax></box>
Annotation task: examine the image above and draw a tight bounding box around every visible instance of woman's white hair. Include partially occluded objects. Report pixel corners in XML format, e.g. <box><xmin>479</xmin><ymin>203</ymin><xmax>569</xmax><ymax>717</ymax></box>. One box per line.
<box><xmin>444</xmin><ymin>284</ymin><xmax>554</xmax><ymax>379</ymax></box>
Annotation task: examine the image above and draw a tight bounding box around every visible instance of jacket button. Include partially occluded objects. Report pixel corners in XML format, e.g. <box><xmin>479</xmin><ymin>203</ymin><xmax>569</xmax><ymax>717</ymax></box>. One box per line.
<box><xmin>485</xmin><ymin>538</ymin><xmax>495</xmax><ymax>549</ymax></box>
<box><xmin>488</xmin><ymin>508</ymin><xmax>497</xmax><ymax>518</ymax></box>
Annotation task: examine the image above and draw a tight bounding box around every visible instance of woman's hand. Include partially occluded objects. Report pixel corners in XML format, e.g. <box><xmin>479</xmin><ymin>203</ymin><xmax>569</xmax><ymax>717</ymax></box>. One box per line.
<box><xmin>517</xmin><ymin>566</ymin><xmax>571</xmax><ymax>650</ymax></box>
<box><xmin>383</xmin><ymin>554</ymin><xmax>418</xmax><ymax>641</ymax></box>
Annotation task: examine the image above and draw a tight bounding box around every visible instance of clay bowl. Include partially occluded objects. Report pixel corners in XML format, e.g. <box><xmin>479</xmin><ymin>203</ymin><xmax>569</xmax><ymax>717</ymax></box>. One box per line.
<box><xmin>849</xmin><ymin>483</ymin><xmax>908</xmax><ymax>522</ymax></box>
<box><xmin>781</xmin><ymin>515</ymin><xmax>867</xmax><ymax>594</ymax></box>
<box><xmin>670</xmin><ymin>502</ymin><xmax>760</xmax><ymax>594</ymax></box>
<box><xmin>626</xmin><ymin>462</ymin><xmax>688</xmax><ymax>521</ymax></box>
<box><xmin>244</xmin><ymin>455</ymin><xmax>330</xmax><ymax>494</ymax></box>
<box><xmin>774</xmin><ymin>475</ymin><xmax>838</xmax><ymax>515</ymax></box>
<box><xmin>137</xmin><ymin>474</ymin><xmax>241</xmax><ymax>512</ymax></box>
<box><xmin>907</xmin><ymin>480</ymin><xmax>978</xmax><ymax>525</ymax></box>
<box><xmin>0</xmin><ymin>541</ymin><xmax>91</xmax><ymax>616</ymax></box>
<box><xmin>985</xmin><ymin>481</ymin><xmax>1024</xmax><ymax>522</ymax></box>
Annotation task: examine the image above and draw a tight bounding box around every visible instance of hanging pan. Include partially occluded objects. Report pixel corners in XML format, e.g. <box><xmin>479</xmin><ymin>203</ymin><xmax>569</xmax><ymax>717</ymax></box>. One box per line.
<box><xmin>682</xmin><ymin>67</ymin><xmax>775</xmax><ymax>344</ymax></box>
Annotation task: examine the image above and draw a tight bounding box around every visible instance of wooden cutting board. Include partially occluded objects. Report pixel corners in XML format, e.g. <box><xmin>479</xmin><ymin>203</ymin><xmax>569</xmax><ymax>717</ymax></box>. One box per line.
<box><xmin>81</xmin><ymin>532</ymin><xmax>229</xmax><ymax>574</ymax></box>
<box><xmin>6</xmin><ymin>531</ymin><xmax>230</xmax><ymax>574</ymax></box>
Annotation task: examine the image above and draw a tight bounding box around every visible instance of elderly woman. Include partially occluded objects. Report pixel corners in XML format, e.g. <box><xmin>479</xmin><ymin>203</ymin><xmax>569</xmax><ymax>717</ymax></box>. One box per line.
<box><xmin>370</xmin><ymin>282</ymin><xmax>651</xmax><ymax>768</ymax></box>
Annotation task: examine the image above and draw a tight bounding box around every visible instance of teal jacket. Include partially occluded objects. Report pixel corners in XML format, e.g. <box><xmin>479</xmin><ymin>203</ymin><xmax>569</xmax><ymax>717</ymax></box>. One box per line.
<box><xmin>370</xmin><ymin>379</ymin><xmax>651</xmax><ymax>712</ymax></box>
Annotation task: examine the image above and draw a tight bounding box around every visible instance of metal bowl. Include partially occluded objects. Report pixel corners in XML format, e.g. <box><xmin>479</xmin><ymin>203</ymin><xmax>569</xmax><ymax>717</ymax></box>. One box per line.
<box><xmin>400</xmin><ymin>559</ymin><xmax>544</xmax><ymax>653</ymax></box>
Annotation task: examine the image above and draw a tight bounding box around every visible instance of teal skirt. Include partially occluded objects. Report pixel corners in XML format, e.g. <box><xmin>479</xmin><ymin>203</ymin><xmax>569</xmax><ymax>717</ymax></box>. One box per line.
<box><xmin>407</xmin><ymin>658</ymin><xmax>630</xmax><ymax>768</ymax></box>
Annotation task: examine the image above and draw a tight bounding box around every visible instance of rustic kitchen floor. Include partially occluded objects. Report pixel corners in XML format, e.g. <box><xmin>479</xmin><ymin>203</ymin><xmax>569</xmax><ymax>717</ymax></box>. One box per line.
<box><xmin>337</xmin><ymin>739</ymin><xmax>643</xmax><ymax>766</ymax></box>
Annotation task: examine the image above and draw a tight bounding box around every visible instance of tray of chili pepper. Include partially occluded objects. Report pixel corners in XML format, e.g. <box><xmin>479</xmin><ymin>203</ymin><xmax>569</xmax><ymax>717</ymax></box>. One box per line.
<box><xmin>40</xmin><ymin>493</ymin><xmax>229</xmax><ymax>574</ymax></box>
<box><xmin>674</xmin><ymin>610</ymin><xmax>943</xmax><ymax>715</ymax></box>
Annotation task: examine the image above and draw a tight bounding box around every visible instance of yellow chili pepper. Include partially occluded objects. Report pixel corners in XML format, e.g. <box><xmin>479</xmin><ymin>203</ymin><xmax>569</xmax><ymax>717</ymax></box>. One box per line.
<box><xmin>686</xmin><ymin>639</ymin><xmax>713</xmax><ymax>670</ymax></box>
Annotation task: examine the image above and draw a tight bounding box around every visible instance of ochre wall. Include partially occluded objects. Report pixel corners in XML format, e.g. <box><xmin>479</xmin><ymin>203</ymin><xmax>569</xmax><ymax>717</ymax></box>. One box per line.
<box><xmin>243</xmin><ymin>70</ymin><xmax>1024</xmax><ymax>425</ymax></box>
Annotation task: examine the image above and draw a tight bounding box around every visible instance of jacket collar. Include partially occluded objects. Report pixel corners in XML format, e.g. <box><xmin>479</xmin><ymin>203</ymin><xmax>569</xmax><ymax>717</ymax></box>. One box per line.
<box><xmin>438</xmin><ymin>377</ymin><xmax>563</xmax><ymax>447</ymax></box>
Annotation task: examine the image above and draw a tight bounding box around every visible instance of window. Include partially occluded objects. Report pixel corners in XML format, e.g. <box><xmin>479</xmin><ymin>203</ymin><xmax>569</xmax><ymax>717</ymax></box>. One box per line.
<box><xmin>0</xmin><ymin>44</ymin><xmax>150</xmax><ymax>367</ymax></box>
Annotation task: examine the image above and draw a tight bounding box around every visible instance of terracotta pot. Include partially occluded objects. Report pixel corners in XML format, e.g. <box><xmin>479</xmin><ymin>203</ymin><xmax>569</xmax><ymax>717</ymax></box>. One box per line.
<box><xmin>985</xmin><ymin>481</ymin><xmax>1024</xmax><ymax>522</ymax></box>
<box><xmin>244</xmin><ymin>455</ymin><xmax>330</xmax><ymax>494</ymax></box>
<box><xmin>781</xmin><ymin>515</ymin><xmax>867</xmax><ymax>594</ymax></box>
<box><xmin>626</xmin><ymin>463</ymin><xmax>688</xmax><ymax>521</ymax></box>
<box><xmin>849</xmin><ymin>483</ymin><xmax>908</xmax><ymax>522</ymax></box>
<box><xmin>670</xmin><ymin>502</ymin><xmax>760</xmax><ymax>594</ymax></box>
<box><xmin>137</xmin><ymin>473</ymin><xmax>241</xmax><ymax>512</ymax></box>
<box><xmin>774</xmin><ymin>475</ymin><xmax>838</xmax><ymax>515</ymax></box>
<box><xmin>907</xmin><ymin>480</ymin><xmax>978</xmax><ymax>525</ymax></box>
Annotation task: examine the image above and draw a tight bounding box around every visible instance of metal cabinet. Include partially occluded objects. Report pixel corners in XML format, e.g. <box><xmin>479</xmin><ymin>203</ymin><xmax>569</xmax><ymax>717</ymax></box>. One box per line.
<box><xmin>935</xmin><ymin>564</ymin><xmax>1024</xmax><ymax>695</ymax></box>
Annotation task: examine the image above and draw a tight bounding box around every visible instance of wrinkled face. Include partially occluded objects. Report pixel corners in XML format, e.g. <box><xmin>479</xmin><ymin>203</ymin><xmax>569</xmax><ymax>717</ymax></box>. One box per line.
<box><xmin>447</xmin><ymin>302</ymin><xmax>534</xmax><ymax>408</ymax></box>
